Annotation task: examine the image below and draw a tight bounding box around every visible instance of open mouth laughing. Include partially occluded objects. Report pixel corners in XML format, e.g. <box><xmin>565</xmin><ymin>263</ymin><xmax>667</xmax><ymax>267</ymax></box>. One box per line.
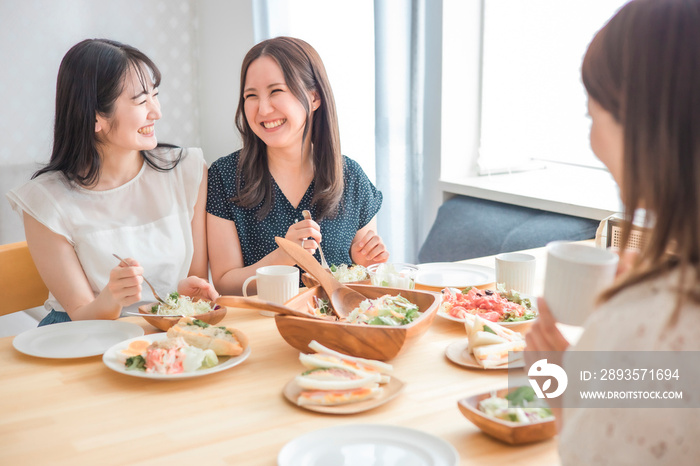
<box><xmin>262</xmin><ymin>119</ymin><xmax>286</xmax><ymax>129</ymax></box>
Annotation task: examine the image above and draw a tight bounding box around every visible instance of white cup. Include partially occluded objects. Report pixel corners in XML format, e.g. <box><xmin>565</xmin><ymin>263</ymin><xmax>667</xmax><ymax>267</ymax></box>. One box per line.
<box><xmin>242</xmin><ymin>265</ymin><xmax>300</xmax><ymax>316</ymax></box>
<box><xmin>543</xmin><ymin>241</ymin><xmax>619</xmax><ymax>326</ymax></box>
<box><xmin>495</xmin><ymin>252</ymin><xmax>536</xmax><ymax>295</ymax></box>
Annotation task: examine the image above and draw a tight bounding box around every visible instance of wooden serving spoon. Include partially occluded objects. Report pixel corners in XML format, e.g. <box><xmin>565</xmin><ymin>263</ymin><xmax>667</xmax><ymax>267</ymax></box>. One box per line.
<box><xmin>215</xmin><ymin>295</ymin><xmax>333</xmax><ymax>320</ymax></box>
<box><xmin>275</xmin><ymin>236</ymin><xmax>366</xmax><ymax>320</ymax></box>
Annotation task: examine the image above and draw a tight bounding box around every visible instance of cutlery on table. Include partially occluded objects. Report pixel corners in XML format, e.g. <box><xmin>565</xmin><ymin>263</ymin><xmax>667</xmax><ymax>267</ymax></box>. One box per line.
<box><xmin>112</xmin><ymin>253</ymin><xmax>168</xmax><ymax>306</ymax></box>
<box><xmin>275</xmin><ymin>237</ymin><xmax>365</xmax><ymax>320</ymax></box>
<box><xmin>216</xmin><ymin>295</ymin><xmax>333</xmax><ymax>320</ymax></box>
<box><xmin>124</xmin><ymin>312</ymin><xmax>187</xmax><ymax>318</ymax></box>
<box><xmin>301</xmin><ymin>210</ymin><xmax>330</xmax><ymax>270</ymax></box>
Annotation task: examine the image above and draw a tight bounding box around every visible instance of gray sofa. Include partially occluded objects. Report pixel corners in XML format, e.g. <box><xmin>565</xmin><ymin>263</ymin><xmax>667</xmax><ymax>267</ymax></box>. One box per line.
<box><xmin>418</xmin><ymin>195</ymin><xmax>599</xmax><ymax>263</ymax></box>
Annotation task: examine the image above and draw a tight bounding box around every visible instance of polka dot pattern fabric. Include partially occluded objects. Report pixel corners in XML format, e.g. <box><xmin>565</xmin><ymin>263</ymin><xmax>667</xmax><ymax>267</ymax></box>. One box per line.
<box><xmin>207</xmin><ymin>150</ymin><xmax>382</xmax><ymax>268</ymax></box>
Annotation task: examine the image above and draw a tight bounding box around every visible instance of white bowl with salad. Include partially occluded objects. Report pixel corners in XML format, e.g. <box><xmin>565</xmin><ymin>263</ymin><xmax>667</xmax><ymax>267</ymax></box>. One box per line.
<box><xmin>367</xmin><ymin>263</ymin><xmax>418</xmax><ymax>290</ymax></box>
<box><xmin>301</xmin><ymin>264</ymin><xmax>370</xmax><ymax>289</ymax></box>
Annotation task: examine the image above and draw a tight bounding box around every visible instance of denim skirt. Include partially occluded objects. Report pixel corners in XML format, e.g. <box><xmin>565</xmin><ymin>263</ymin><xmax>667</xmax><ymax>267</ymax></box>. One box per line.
<box><xmin>38</xmin><ymin>310</ymin><xmax>73</xmax><ymax>327</ymax></box>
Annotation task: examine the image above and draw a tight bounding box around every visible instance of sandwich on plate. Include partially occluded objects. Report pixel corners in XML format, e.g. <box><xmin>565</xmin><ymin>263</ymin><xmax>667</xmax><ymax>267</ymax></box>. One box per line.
<box><xmin>167</xmin><ymin>316</ymin><xmax>246</xmax><ymax>356</ymax></box>
<box><xmin>464</xmin><ymin>314</ymin><xmax>526</xmax><ymax>368</ymax></box>
<box><xmin>295</xmin><ymin>340</ymin><xmax>393</xmax><ymax>406</ymax></box>
<box><xmin>118</xmin><ymin>318</ymin><xmax>248</xmax><ymax>375</ymax></box>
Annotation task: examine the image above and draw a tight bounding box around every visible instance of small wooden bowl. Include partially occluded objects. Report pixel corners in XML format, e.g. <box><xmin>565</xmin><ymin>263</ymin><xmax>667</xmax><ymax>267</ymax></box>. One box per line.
<box><xmin>137</xmin><ymin>300</ymin><xmax>227</xmax><ymax>332</ymax></box>
<box><xmin>457</xmin><ymin>387</ymin><xmax>556</xmax><ymax>445</ymax></box>
<box><xmin>274</xmin><ymin>284</ymin><xmax>440</xmax><ymax>360</ymax></box>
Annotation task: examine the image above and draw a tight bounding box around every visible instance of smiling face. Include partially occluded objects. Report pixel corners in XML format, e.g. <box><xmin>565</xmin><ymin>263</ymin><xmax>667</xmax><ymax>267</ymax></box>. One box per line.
<box><xmin>95</xmin><ymin>64</ymin><xmax>161</xmax><ymax>157</ymax></box>
<box><xmin>588</xmin><ymin>97</ymin><xmax>624</xmax><ymax>188</ymax></box>
<box><xmin>242</xmin><ymin>55</ymin><xmax>318</xmax><ymax>155</ymax></box>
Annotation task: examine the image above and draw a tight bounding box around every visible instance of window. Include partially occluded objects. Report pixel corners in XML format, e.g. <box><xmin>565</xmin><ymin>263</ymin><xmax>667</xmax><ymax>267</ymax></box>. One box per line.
<box><xmin>478</xmin><ymin>0</ymin><xmax>629</xmax><ymax>174</ymax></box>
<box><xmin>440</xmin><ymin>0</ymin><xmax>625</xmax><ymax>218</ymax></box>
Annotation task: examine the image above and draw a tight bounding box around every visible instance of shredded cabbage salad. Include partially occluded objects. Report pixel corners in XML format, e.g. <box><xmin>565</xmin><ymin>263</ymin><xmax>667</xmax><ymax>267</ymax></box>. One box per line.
<box><xmin>478</xmin><ymin>386</ymin><xmax>554</xmax><ymax>423</ymax></box>
<box><xmin>151</xmin><ymin>292</ymin><xmax>215</xmax><ymax>316</ymax></box>
<box><xmin>306</xmin><ymin>296</ymin><xmax>333</xmax><ymax>318</ymax></box>
<box><xmin>330</xmin><ymin>264</ymin><xmax>368</xmax><ymax>283</ymax></box>
<box><xmin>347</xmin><ymin>294</ymin><xmax>421</xmax><ymax>326</ymax></box>
<box><xmin>369</xmin><ymin>263</ymin><xmax>416</xmax><ymax>289</ymax></box>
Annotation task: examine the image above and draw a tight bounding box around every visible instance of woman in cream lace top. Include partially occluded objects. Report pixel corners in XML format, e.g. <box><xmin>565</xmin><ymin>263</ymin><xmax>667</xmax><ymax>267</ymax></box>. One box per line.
<box><xmin>525</xmin><ymin>0</ymin><xmax>700</xmax><ymax>463</ymax></box>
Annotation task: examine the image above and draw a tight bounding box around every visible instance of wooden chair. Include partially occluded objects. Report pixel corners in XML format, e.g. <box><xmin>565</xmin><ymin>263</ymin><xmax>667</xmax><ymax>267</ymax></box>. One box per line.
<box><xmin>0</xmin><ymin>241</ymin><xmax>49</xmax><ymax>316</ymax></box>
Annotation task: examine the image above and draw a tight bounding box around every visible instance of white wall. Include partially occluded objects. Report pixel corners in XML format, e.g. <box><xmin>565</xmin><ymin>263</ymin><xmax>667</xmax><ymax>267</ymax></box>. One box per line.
<box><xmin>196</xmin><ymin>0</ymin><xmax>255</xmax><ymax>164</ymax></box>
<box><xmin>0</xmin><ymin>0</ymin><xmax>255</xmax><ymax>243</ymax></box>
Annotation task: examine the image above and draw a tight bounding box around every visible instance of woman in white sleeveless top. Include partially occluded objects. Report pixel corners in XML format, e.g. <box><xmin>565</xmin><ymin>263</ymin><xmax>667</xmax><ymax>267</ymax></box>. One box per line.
<box><xmin>6</xmin><ymin>39</ymin><xmax>217</xmax><ymax>325</ymax></box>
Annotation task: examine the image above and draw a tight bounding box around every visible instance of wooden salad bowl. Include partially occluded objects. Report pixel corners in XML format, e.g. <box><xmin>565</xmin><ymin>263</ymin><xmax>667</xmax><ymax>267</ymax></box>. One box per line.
<box><xmin>457</xmin><ymin>387</ymin><xmax>557</xmax><ymax>445</ymax></box>
<box><xmin>137</xmin><ymin>300</ymin><xmax>227</xmax><ymax>332</ymax></box>
<box><xmin>274</xmin><ymin>284</ymin><xmax>440</xmax><ymax>361</ymax></box>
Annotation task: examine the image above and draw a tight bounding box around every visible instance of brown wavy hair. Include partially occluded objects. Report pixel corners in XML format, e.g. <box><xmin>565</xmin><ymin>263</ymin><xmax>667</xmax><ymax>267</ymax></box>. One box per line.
<box><xmin>582</xmin><ymin>0</ymin><xmax>700</xmax><ymax>303</ymax></box>
<box><xmin>233</xmin><ymin>36</ymin><xmax>343</xmax><ymax>221</ymax></box>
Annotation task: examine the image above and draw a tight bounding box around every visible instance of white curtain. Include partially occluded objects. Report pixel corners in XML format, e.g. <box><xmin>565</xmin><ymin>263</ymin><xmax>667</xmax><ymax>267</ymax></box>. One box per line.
<box><xmin>374</xmin><ymin>0</ymin><xmax>426</xmax><ymax>262</ymax></box>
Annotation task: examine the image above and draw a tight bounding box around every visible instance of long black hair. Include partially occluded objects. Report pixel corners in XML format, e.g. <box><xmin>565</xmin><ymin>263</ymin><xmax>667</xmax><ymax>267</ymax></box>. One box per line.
<box><xmin>34</xmin><ymin>38</ymin><xmax>180</xmax><ymax>186</ymax></box>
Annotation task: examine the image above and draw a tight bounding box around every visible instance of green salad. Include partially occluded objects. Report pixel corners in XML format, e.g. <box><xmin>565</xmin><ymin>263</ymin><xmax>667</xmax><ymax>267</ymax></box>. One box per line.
<box><xmin>478</xmin><ymin>386</ymin><xmax>554</xmax><ymax>423</ymax></box>
<box><xmin>329</xmin><ymin>264</ymin><xmax>368</xmax><ymax>283</ymax></box>
<box><xmin>347</xmin><ymin>294</ymin><xmax>421</xmax><ymax>326</ymax></box>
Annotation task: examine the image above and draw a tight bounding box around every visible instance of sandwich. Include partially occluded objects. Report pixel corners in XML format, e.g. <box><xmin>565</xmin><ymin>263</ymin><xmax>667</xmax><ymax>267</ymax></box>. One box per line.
<box><xmin>167</xmin><ymin>317</ymin><xmax>247</xmax><ymax>356</ymax></box>
<box><xmin>300</xmin><ymin>340</ymin><xmax>393</xmax><ymax>383</ymax></box>
<box><xmin>297</xmin><ymin>386</ymin><xmax>383</xmax><ymax>406</ymax></box>
<box><xmin>296</xmin><ymin>366</ymin><xmax>381</xmax><ymax>390</ymax></box>
<box><xmin>472</xmin><ymin>340</ymin><xmax>526</xmax><ymax>368</ymax></box>
<box><xmin>294</xmin><ymin>341</ymin><xmax>393</xmax><ymax>406</ymax></box>
<box><xmin>464</xmin><ymin>314</ymin><xmax>526</xmax><ymax>368</ymax></box>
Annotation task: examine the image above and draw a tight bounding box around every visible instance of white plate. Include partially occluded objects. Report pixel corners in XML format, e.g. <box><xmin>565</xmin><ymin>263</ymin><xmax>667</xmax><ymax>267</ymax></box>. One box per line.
<box><xmin>445</xmin><ymin>338</ymin><xmax>524</xmax><ymax>370</ymax></box>
<box><xmin>12</xmin><ymin>320</ymin><xmax>144</xmax><ymax>359</ymax></box>
<box><xmin>437</xmin><ymin>291</ymin><xmax>538</xmax><ymax>327</ymax></box>
<box><xmin>278</xmin><ymin>424</ymin><xmax>459</xmax><ymax>466</ymax></box>
<box><xmin>102</xmin><ymin>333</ymin><xmax>251</xmax><ymax>380</ymax></box>
<box><xmin>416</xmin><ymin>263</ymin><xmax>495</xmax><ymax>289</ymax></box>
<box><xmin>437</xmin><ymin>309</ymin><xmax>538</xmax><ymax>328</ymax></box>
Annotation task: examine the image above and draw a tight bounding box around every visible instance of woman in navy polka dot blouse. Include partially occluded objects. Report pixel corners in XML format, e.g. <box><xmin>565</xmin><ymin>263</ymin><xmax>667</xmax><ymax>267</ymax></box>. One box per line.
<box><xmin>206</xmin><ymin>37</ymin><xmax>389</xmax><ymax>295</ymax></box>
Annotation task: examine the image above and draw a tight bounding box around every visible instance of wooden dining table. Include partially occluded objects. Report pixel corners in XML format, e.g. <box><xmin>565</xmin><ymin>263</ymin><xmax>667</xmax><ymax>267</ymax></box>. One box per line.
<box><xmin>0</xmin><ymin>244</ymin><xmax>587</xmax><ymax>465</ymax></box>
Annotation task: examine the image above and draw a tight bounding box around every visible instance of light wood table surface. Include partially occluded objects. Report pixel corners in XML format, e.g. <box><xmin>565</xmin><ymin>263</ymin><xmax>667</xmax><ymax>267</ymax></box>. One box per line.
<box><xmin>0</xmin><ymin>245</ymin><xmax>585</xmax><ymax>466</ymax></box>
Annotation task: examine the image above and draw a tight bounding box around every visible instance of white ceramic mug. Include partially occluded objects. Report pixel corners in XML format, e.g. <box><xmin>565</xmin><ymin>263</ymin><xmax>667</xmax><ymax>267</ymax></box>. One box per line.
<box><xmin>495</xmin><ymin>252</ymin><xmax>536</xmax><ymax>295</ymax></box>
<box><xmin>543</xmin><ymin>241</ymin><xmax>619</xmax><ymax>326</ymax></box>
<box><xmin>242</xmin><ymin>265</ymin><xmax>300</xmax><ymax>316</ymax></box>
